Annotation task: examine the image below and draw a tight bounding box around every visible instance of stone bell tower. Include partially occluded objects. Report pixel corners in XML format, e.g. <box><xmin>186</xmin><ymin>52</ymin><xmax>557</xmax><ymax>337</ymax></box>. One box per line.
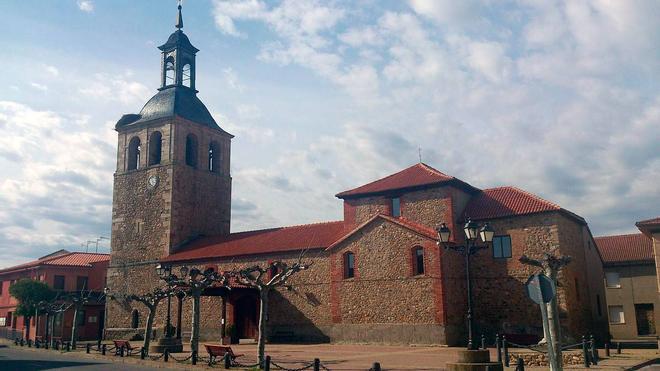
<box><xmin>105</xmin><ymin>3</ymin><xmax>232</xmax><ymax>337</ymax></box>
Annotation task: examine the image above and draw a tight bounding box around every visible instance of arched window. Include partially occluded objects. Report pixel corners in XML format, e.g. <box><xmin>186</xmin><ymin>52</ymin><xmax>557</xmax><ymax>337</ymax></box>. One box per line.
<box><xmin>127</xmin><ymin>137</ymin><xmax>141</xmax><ymax>170</ymax></box>
<box><xmin>343</xmin><ymin>252</ymin><xmax>355</xmax><ymax>279</ymax></box>
<box><xmin>131</xmin><ymin>309</ymin><xmax>139</xmax><ymax>329</ymax></box>
<box><xmin>208</xmin><ymin>141</ymin><xmax>220</xmax><ymax>173</ymax></box>
<box><xmin>185</xmin><ymin>134</ymin><xmax>198</xmax><ymax>167</ymax></box>
<box><xmin>165</xmin><ymin>57</ymin><xmax>175</xmax><ymax>85</ymax></box>
<box><xmin>148</xmin><ymin>131</ymin><xmax>162</xmax><ymax>166</ymax></box>
<box><xmin>412</xmin><ymin>246</ymin><xmax>424</xmax><ymax>275</ymax></box>
<box><xmin>182</xmin><ymin>63</ymin><xmax>191</xmax><ymax>88</ymax></box>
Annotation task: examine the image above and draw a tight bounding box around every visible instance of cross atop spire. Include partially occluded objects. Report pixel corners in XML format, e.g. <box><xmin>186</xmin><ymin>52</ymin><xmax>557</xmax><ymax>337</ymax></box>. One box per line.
<box><xmin>175</xmin><ymin>0</ymin><xmax>183</xmax><ymax>30</ymax></box>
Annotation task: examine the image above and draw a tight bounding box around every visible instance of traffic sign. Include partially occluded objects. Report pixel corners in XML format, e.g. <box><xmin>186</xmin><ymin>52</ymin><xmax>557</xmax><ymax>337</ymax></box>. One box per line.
<box><xmin>525</xmin><ymin>273</ymin><xmax>556</xmax><ymax>304</ymax></box>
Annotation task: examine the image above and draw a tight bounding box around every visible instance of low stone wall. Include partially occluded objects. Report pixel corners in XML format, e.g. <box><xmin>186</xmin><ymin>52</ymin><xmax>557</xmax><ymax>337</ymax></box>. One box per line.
<box><xmin>509</xmin><ymin>350</ymin><xmax>584</xmax><ymax>367</ymax></box>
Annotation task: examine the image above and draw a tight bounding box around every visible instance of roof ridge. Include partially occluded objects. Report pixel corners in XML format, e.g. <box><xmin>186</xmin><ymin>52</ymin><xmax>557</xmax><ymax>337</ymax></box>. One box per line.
<box><xmin>419</xmin><ymin>163</ymin><xmax>453</xmax><ymax>178</ymax></box>
<box><xmin>231</xmin><ymin>220</ymin><xmax>344</xmax><ymax>235</ymax></box>
<box><xmin>595</xmin><ymin>233</ymin><xmax>646</xmax><ymax>239</ymax></box>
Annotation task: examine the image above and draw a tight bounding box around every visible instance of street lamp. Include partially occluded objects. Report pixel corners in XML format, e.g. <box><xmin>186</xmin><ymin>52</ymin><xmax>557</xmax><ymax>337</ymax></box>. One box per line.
<box><xmin>156</xmin><ymin>264</ymin><xmax>173</xmax><ymax>337</ymax></box>
<box><xmin>437</xmin><ymin>219</ymin><xmax>494</xmax><ymax>350</ymax></box>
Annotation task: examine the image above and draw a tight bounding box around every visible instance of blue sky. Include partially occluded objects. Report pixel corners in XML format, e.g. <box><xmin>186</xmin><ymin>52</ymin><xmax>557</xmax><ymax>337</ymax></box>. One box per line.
<box><xmin>1</xmin><ymin>0</ymin><xmax>658</xmax><ymax>268</ymax></box>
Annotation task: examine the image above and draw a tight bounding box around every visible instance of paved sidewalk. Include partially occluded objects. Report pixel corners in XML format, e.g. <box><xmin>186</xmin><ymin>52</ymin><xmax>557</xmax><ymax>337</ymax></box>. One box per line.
<box><xmin>1</xmin><ymin>339</ymin><xmax>657</xmax><ymax>370</ymax></box>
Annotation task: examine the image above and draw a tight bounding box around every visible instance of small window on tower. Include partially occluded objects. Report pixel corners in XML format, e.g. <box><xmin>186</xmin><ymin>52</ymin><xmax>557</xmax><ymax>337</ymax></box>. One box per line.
<box><xmin>149</xmin><ymin>131</ymin><xmax>162</xmax><ymax>166</ymax></box>
<box><xmin>165</xmin><ymin>57</ymin><xmax>175</xmax><ymax>85</ymax></box>
<box><xmin>413</xmin><ymin>246</ymin><xmax>424</xmax><ymax>275</ymax></box>
<box><xmin>208</xmin><ymin>141</ymin><xmax>220</xmax><ymax>173</ymax></box>
<box><xmin>343</xmin><ymin>252</ymin><xmax>355</xmax><ymax>279</ymax></box>
<box><xmin>185</xmin><ymin>134</ymin><xmax>198</xmax><ymax>167</ymax></box>
<box><xmin>182</xmin><ymin>63</ymin><xmax>191</xmax><ymax>88</ymax></box>
<box><xmin>127</xmin><ymin>137</ymin><xmax>141</xmax><ymax>170</ymax></box>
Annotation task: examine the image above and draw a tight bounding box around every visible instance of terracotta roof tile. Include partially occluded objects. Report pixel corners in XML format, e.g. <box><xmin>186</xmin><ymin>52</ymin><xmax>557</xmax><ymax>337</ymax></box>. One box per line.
<box><xmin>595</xmin><ymin>233</ymin><xmax>654</xmax><ymax>264</ymax></box>
<box><xmin>0</xmin><ymin>252</ymin><xmax>109</xmax><ymax>274</ymax></box>
<box><xmin>336</xmin><ymin>163</ymin><xmax>475</xmax><ymax>198</ymax></box>
<box><xmin>43</xmin><ymin>253</ymin><xmax>109</xmax><ymax>267</ymax></box>
<box><xmin>463</xmin><ymin>186</ymin><xmax>566</xmax><ymax>220</ymax></box>
<box><xmin>162</xmin><ymin>221</ymin><xmax>349</xmax><ymax>263</ymax></box>
<box><xmin>636</xmin><ymin>217</ymin><xmax>660</xmax><ymax>226</ymax></box>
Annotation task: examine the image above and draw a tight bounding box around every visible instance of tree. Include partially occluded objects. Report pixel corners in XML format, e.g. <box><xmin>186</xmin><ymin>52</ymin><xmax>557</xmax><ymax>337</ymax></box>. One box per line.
<box><xmin>520</xmin><ymin>253</ymin><xmax>571</xmax><ymax>371</ymax></box>
<box><xmin>164</xmin><ymin>267</ymin><xmax>228</xmax><ymax>355</ymax></box>
<box><xmin>8</xmin><ymin>279</ymin><xmax>56</xmax><ymax>340</ymax></box>
<box><xmin>108</xmin><ymin>287</ymin><xmax>170</xmax><ymax>353</ymax></box>
<box><xmin>235</xmin><ymin>259</ymin><xmax>311</xmax><ymax>368</ymax></box>
<box><xmin>65</xmin><ymin>288</ymin><xmax>100</xmax><ymax>348</ymax></box>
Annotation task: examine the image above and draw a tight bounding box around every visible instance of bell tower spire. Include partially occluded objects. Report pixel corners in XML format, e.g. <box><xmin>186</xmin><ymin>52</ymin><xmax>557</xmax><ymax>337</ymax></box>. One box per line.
<box><xmin>158</xmin><ymin>1</ymin><xmax>198</xmax><ymax>90</ymax></box>
<box><xmin>175</xmin><ymin>0</ymin><xmax>183</xmax><ymax>30</ymax></box>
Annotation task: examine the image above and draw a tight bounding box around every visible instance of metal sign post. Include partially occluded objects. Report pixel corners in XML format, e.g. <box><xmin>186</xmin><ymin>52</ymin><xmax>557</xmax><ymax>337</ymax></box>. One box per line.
<box><xmin>525</xmin><ymin>273</ymin><xmax>561</xmax><ymax>371</ymax></box>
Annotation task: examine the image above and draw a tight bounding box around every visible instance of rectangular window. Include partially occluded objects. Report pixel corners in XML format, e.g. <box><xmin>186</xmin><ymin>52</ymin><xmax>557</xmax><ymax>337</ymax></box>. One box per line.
<box><xmin>605</xmin><ymin>272</ymin><xmax>621</xmax><ymax>288</ymax></box>
<box><xmin>0</xmin><ymin>317</ymin><xmax>5</xmax><ymax>326</ymax></box>
<box><xmin>76</xmin><ymin>310</ymin><xmax>86</xmax><ymax>326</ymax></box>
<box><xmin>344</xmin><ymin>252</ymin><xmax>355</xmax><ymax>279</ymax></box>
<box><xmin>414</xmin><ymin>247</ymin><xmax>424</xmax><ymax>275</ymax></box>
<box><xmin>0</xmin><ymin>281</ymin><xmax>3</xmax><ymax>295</ymax></box>
<box><xmin>609</xmin><ymin>305</ymin><xmax>625</xmax><ymax>324</ymax></box>
<box><xmin>76</xmin><ymin>276</ymin><xmax>89</xmax><ymax>291</ymax></box>
<box><xmin>596</xmin><ymin>295</ymin><xmax>603</xmax><ymax>317</ymax></box>
<box><xmin>391</xmin><ymin>197</ymin><xmax>401</xmax><ymax>217</ymax></box>
<box><xmin>54</xmin><ymin>275</ymin><xmax>65</xmax><ymax>290</ymax></box>
<box><xmin>492</xmin><ymin>236</ymin><xmax>512</xmax><ymax>258</ymax></box>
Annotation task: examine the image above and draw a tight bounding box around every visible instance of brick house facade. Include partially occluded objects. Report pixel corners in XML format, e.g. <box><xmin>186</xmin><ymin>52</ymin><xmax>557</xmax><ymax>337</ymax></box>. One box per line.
<box><xmin>105</xmin><ymin>10</ymin><xmax>608</xmax><ymax>346</ymax></box>
<box><xmin>0</xmin><ymin>250</ymin><xmax>109</xmax><ymax>341</ymax></box>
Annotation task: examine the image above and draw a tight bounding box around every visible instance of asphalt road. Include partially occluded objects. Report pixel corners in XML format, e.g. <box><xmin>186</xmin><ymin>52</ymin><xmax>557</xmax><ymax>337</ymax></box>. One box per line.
<box><xmin>0</xmin><ymin>345</ymin><xmax>161</xmax><ymax>371</ymax></box>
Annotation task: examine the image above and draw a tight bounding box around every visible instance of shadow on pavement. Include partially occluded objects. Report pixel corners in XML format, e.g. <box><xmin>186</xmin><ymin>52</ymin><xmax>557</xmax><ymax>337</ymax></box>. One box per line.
<box><xmin>0</xmin><ymin>360</ymin><xmax>104</xmax><ymax>371</ymax></box>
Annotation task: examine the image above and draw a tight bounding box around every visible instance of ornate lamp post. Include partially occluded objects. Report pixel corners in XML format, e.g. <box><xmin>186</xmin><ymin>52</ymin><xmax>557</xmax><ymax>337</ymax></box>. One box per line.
<box><xmin>156</xmin><ymin>264</ymin><xmax>173</xmax><ymax>337</ymax></box>
<box><xmin>437</xmin><ymin>219</ymin><xmax>494</xmax><ymax>350</ymax></box>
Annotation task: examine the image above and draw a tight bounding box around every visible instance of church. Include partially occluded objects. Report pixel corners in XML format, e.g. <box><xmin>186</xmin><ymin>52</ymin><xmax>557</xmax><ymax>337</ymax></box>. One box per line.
<box><xmin>105</xmin><ymin>6</ymin><xmax>608</xmax><ymax>346</ymax></box>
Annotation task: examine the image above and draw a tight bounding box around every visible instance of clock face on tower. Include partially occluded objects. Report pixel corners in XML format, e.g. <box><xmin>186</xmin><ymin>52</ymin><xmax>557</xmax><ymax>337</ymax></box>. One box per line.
<box><xmin>147</xmin><ymin>175</ymin><xmax>159</xmax><ymax>189</ymax></box>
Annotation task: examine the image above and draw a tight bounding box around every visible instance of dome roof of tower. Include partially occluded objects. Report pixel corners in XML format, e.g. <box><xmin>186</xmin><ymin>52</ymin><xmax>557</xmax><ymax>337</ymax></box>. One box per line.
<box><xmin>115</xmin><ymin>86</ymin><xmax>231</xmax><ymax>135</ymax></box>
<box><xmin>158</xmin><ymin>30</ymin><xmax>199</xmax><ymax>53</ymax></box>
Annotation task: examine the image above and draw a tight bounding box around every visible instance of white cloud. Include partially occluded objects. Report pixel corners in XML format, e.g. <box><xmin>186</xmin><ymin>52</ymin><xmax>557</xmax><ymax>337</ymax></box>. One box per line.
<box><xmin>78</xmin><ymin>72</ymin><xmax>150</xmax><ymax>105</ymax></box>
<box><xmin>30</xmin><ymin>82</ymin><xmax>48</xmax><ymax>92</ymax></box>
<box><xmin>44</xmin><ymin>65</ymin><xmax>59</xmax><ymax>77</ymax></box>
<box><xmin>0</xmin><ymin>101</ymin><xmax>115</xmax><ymax>267</ymax></box>
<box><xmin>77</xmin><ymin>0</ymin><xmax>94</xmax><ymax>13</ymax></box>
<box><xmin>223</xmin><ymin>67</ymin><xmax>245</xmax><ymax>92</ymax></box>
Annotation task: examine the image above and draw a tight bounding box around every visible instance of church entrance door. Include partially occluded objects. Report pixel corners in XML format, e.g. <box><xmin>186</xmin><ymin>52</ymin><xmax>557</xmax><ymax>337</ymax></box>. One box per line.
<box><xmin>235</xmin><ymin>295</ymin><xmax>259</xmax><ymax>340</ymax></box>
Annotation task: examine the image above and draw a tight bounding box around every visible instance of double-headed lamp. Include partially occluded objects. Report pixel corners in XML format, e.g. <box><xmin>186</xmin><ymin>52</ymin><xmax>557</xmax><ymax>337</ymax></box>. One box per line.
<box><xmin>479</xmin><ymin>223</ymin><xmax>495</xmax><ymax>243</ymax></box>
<box><xmin>463</xmin><ymin>219</ymin><xmax>479</xmax><ymax>241</ymax></box>
<box><xmin>436</xmin><ymin>223</ymin><xmax>451</xmax><ymax>243</ymax></box>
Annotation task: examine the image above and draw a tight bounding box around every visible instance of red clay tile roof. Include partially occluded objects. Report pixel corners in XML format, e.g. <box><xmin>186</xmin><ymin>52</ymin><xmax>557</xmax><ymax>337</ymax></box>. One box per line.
<box><xmin>462</xmin><ymin>186</ymin><xmax>583</xmax><ymax>222</ymax></box>
<box><xmin>162</xmin><ymin>221</ymin><xmax>349</xmax><ymax>263</ymax></box>
<box><xmin>43</xmin><ymin>253</ymin><xmax>109</xmax><ymax>267</ymax></box>
<box><xmin>595</xmin><ymin>233</ymin><xmax>654</xmax><ymax>264</ymax></box>
<box><xmin>326</xmin><ymin>214</ymin><xmax>437</xmax><ymax>250</ymax></box>
<box><xmin>636</xmin><ymin>217</ymin><xmax>660</xmax><ymax>226</ymax></box>
<box><xmin>0</xmin><ymin>252</ymin><xmax>109</xmax><ymax>274</ymax></box>
<box><xmin>336</xmin><ymin>163</ymin><xmax>477</xmax><ymax>198</ymax></box>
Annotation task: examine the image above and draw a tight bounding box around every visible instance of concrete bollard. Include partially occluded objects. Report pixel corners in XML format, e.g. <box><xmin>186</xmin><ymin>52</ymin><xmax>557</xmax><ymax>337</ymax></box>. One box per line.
<box><xmin>265</xmin><ymin>355</ymin><xmax>272</xmax><ymax>371</ymax></box>
<box><xmin>86</xmin><ymin>343</ymin><xmax>91</xmax><ymax>353</ymax></box>
<box><xmin>192</xmin><ymin>350</ymin><xmax>197</xmax><ymax>365</ymax></box>
<box><xmin>164</xmin><ymin>349</ymin><xmax>169</xmax><ymax>362</ymax></box>
<box><xmin>515</xmin><ymin>357</ymin><xmax>525</xmax><ymax>371</ymax></box>
<box><xmin>313</xmin><ymin>358</ymin><xmax>319</xmax><ymax>371</ymax></box>
<box><xmin>617</xmin><ymin>341</ymin><xmax>622</xmax><ymax>354</ymax></box>
<box><xmin>102</xmin><ymin>344</ymin><xmax>106</xmax><ymax>355</ymax></box>
<box><xmin>371</xmin><ymin>362</ymin><xmax>381</xmax><ymax>371</ymax></box>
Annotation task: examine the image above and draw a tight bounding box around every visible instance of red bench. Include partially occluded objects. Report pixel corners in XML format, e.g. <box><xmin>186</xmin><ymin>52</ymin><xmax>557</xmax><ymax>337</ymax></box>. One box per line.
<box><xmin>113</xmin><ymin>340</ymin><xmax>136</xmax><ymax>356</ymax></box>
<box><xmin>203</xmin><ymin>344</ymin><xmax>243</xmax><ymax>365</ymax></box>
